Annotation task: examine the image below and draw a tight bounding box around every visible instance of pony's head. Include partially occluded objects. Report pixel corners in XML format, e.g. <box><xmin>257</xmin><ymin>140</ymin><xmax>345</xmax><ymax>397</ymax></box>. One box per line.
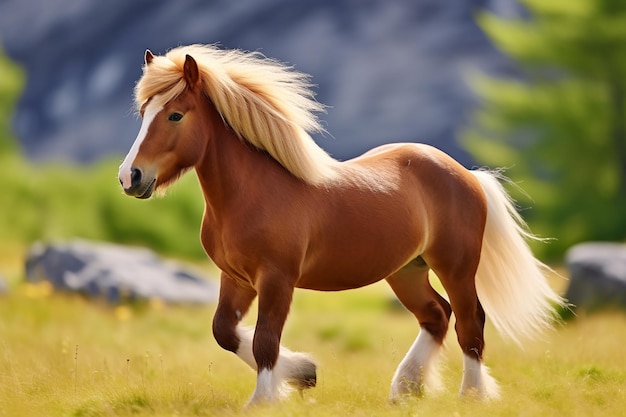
<box><xmin>118</xmin><ymin>49</ymin><xmax>208</xmax><ymax>199</ymax></box>
<box><xmin>119</xmin><ymin>44</ymin><xmax>339</xmax><ymax>198</ymax></box>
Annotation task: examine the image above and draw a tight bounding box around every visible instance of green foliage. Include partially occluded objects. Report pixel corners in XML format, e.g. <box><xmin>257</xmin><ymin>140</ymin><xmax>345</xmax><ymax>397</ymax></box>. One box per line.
<box><xmin>463</xmin><ymin>0</ymin><xmax>626</xmax><ymax>259</ymax></box>
<box><xmin>0</xmin><ymin>47</ymin><xmax>24</xmax><ymax>154</ymax></box>
<box><xmin>0</xmin><ymin>155</ymin><xmax>207</xmax><ymax>259</ymax></box>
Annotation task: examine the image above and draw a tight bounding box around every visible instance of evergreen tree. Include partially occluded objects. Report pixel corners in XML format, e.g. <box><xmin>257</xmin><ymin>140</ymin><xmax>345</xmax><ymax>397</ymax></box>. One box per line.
<box><xmin>463</xmin><ymin>0</ymin><xmax>626</xmax><ymax>258</ymax></box>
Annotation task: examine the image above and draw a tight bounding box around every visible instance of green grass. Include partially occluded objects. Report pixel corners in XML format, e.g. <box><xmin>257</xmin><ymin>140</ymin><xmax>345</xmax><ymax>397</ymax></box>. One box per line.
<box><xmin>1</xmin><ymin>253</ymin><xmax>625</xmax><ymax>417</ymax></box>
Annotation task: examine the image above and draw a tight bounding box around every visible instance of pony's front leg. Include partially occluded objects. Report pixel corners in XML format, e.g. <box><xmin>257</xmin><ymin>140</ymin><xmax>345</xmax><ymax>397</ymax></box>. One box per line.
<box><xmin>212</xmin><ymin>273</ymin><xmax>257</xmax><ymax>362</ymax></box>
<box><xmin>246</xmin><ymin>273</ymin><xmax>316</xmax><ymax>407</ymax></box>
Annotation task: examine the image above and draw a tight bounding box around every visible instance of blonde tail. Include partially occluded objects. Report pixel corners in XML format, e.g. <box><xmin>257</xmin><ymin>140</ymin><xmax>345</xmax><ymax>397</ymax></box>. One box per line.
<box><xmin>471</xmin><ymin>170</ymin><xmax>563</xmax><ymax>344</ymax></box>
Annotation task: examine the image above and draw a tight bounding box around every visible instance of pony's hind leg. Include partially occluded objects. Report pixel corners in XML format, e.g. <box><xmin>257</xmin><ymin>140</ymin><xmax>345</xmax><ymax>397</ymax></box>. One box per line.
<box><xmin>386</xmin><ymin>259</ymin><xmax>452</xmax><ymax>401</ymax></box>
<box><xmin>429</xmin><ymin>252</ymin><xmax>500</xmax><ymax>400</ymax></box>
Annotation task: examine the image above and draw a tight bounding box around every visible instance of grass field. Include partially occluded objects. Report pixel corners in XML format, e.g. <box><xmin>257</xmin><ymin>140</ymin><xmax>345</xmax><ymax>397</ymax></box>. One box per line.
<box><xmin>1</xmin><ymin>247</ymin><xmax>625</xmax><ymax>417</ymax></box>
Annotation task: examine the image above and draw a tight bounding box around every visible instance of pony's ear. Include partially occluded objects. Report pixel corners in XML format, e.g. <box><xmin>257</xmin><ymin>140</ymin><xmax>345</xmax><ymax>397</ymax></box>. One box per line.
<box><xmin>183</xmin><ymin>54</ymin><xmax>200</xmax><ymax>89</ymax></box>
<box><xmin>145</xmin><ymin>49</ymin><xmax>154</xmax><ymax>65</ymax></box>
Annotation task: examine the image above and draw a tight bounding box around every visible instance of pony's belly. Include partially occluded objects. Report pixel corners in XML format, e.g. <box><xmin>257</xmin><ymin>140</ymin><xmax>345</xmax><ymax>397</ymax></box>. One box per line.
<box><xmin>295</xmin><ymin>253</ymin><xmax>411</xmax><ymax>291</ymax></box>
<box><xmin>294</xmin><ymin>216</ymin><xmax>425</xmax><ymax>291</ymax></box>
<box><xmin>295</xmin><ymin>274</ymin><xmax>384</xmax><ymax>291</ymax></box>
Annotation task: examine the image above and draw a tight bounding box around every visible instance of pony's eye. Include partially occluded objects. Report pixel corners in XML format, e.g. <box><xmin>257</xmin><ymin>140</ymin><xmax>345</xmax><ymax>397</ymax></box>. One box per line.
<box><xmin>168</xmin><ymin>112</ymin><xmax>183</xmax><ymax>122</ymax></box>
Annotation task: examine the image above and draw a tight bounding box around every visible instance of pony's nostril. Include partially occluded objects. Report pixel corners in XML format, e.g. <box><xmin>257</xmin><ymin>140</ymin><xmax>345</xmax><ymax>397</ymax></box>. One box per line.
<box><xmin>130</xmin><ymin>167</ymin><xmax>142</xmax><ymax>186</ymax></box>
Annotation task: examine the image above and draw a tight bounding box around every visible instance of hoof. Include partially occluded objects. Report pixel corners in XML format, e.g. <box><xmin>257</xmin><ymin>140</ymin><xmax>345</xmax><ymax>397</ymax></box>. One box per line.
<box><xmin>287</xmin><ymin>358</ymin><xmax>317</xmax><ymax>390</ymax></box>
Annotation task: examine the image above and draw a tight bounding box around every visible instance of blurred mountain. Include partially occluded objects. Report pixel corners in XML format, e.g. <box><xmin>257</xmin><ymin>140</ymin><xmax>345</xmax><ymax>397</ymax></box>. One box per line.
<box><xmin>0</xmin><ymin>0</ymin><xmax>523</xmax><ymax>166</ymax></box>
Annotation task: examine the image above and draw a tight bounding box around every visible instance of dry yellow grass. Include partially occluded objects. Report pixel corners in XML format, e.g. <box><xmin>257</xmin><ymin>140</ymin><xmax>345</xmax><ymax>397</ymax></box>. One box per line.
<box><xmin>1</xmin><ymin>251</ymin><xmax>625</xmax><ymax>416</ymax></box>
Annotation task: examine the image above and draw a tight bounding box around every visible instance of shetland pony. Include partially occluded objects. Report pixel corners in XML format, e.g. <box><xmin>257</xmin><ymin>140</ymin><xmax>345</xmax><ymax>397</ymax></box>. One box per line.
<box><xmin>118</xmin><ymin>44</ymin><xmax>562</xmax><ymax>407</ymax></box>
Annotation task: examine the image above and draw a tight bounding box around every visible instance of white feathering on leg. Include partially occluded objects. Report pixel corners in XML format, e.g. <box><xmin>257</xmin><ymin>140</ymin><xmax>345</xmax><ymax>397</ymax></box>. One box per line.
<box><xmin>460</xmin><ymin>354</ymin><xmax>500</xmax><ymax>400</ymax></box>
<box><xmin>389</xmin><ymin>329</ymin><xmax>443</xmax><ymax>401</ymax></box>
<box><xmin>236</xmin><ymin>325</ymin><xmax>316</xmax><ymax>404</ymax></box>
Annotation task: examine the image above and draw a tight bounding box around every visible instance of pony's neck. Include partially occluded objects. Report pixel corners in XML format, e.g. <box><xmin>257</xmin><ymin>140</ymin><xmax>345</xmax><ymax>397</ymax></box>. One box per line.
<box><xmin>194</xmin><ymin>101</ymin><xmax>296</xmax><ymax>217</ymax></box>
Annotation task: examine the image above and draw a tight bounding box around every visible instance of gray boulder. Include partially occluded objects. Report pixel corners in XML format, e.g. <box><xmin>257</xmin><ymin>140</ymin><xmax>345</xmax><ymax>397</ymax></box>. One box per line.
<box><xmin>565</xmin><ymin>242</ymin><xmax>626</xmax><ymax>311</ymax></box>
<box><xmin>25</xmin><ymin>240</ymin><xmax>218</xmax><ymax>304</ymax></box>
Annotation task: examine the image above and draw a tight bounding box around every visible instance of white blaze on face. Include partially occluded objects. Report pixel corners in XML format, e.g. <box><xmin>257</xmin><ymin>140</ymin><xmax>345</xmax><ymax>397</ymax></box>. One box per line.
<box><xmin>118</xmin><ymin>101</ymin><xmax>163</xmax><ymax>189</ymax></box>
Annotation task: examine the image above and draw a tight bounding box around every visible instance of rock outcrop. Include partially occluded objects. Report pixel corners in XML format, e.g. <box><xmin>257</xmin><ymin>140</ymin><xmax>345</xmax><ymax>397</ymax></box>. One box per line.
<box><xmin>25</xmin><ymin>240</ymin><xmax>218</xmax><ymax>304</ymax></box>
<box><xmin>565</xmin><ymin>242</ymin><xmax>626</xmax><ymax>311</ymax></box>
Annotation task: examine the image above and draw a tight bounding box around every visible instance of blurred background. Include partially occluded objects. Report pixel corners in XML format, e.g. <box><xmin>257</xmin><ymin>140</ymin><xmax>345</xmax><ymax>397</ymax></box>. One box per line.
<box><xmin>0</xmin><ymin>0</ymin><xmax>625</xmax><ymax>263</ymax></box>
<box><xmin>3</xmin><ymin>4</ymin><xmax>626</xmax><ymax>415</ymax></box>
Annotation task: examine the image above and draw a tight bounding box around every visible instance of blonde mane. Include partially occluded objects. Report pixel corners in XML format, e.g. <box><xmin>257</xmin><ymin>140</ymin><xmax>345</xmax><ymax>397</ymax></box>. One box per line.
<box><xmin>134</xmin><ymin>44</ymin><xmax>340</xmax><ymax>185</ymax></box>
